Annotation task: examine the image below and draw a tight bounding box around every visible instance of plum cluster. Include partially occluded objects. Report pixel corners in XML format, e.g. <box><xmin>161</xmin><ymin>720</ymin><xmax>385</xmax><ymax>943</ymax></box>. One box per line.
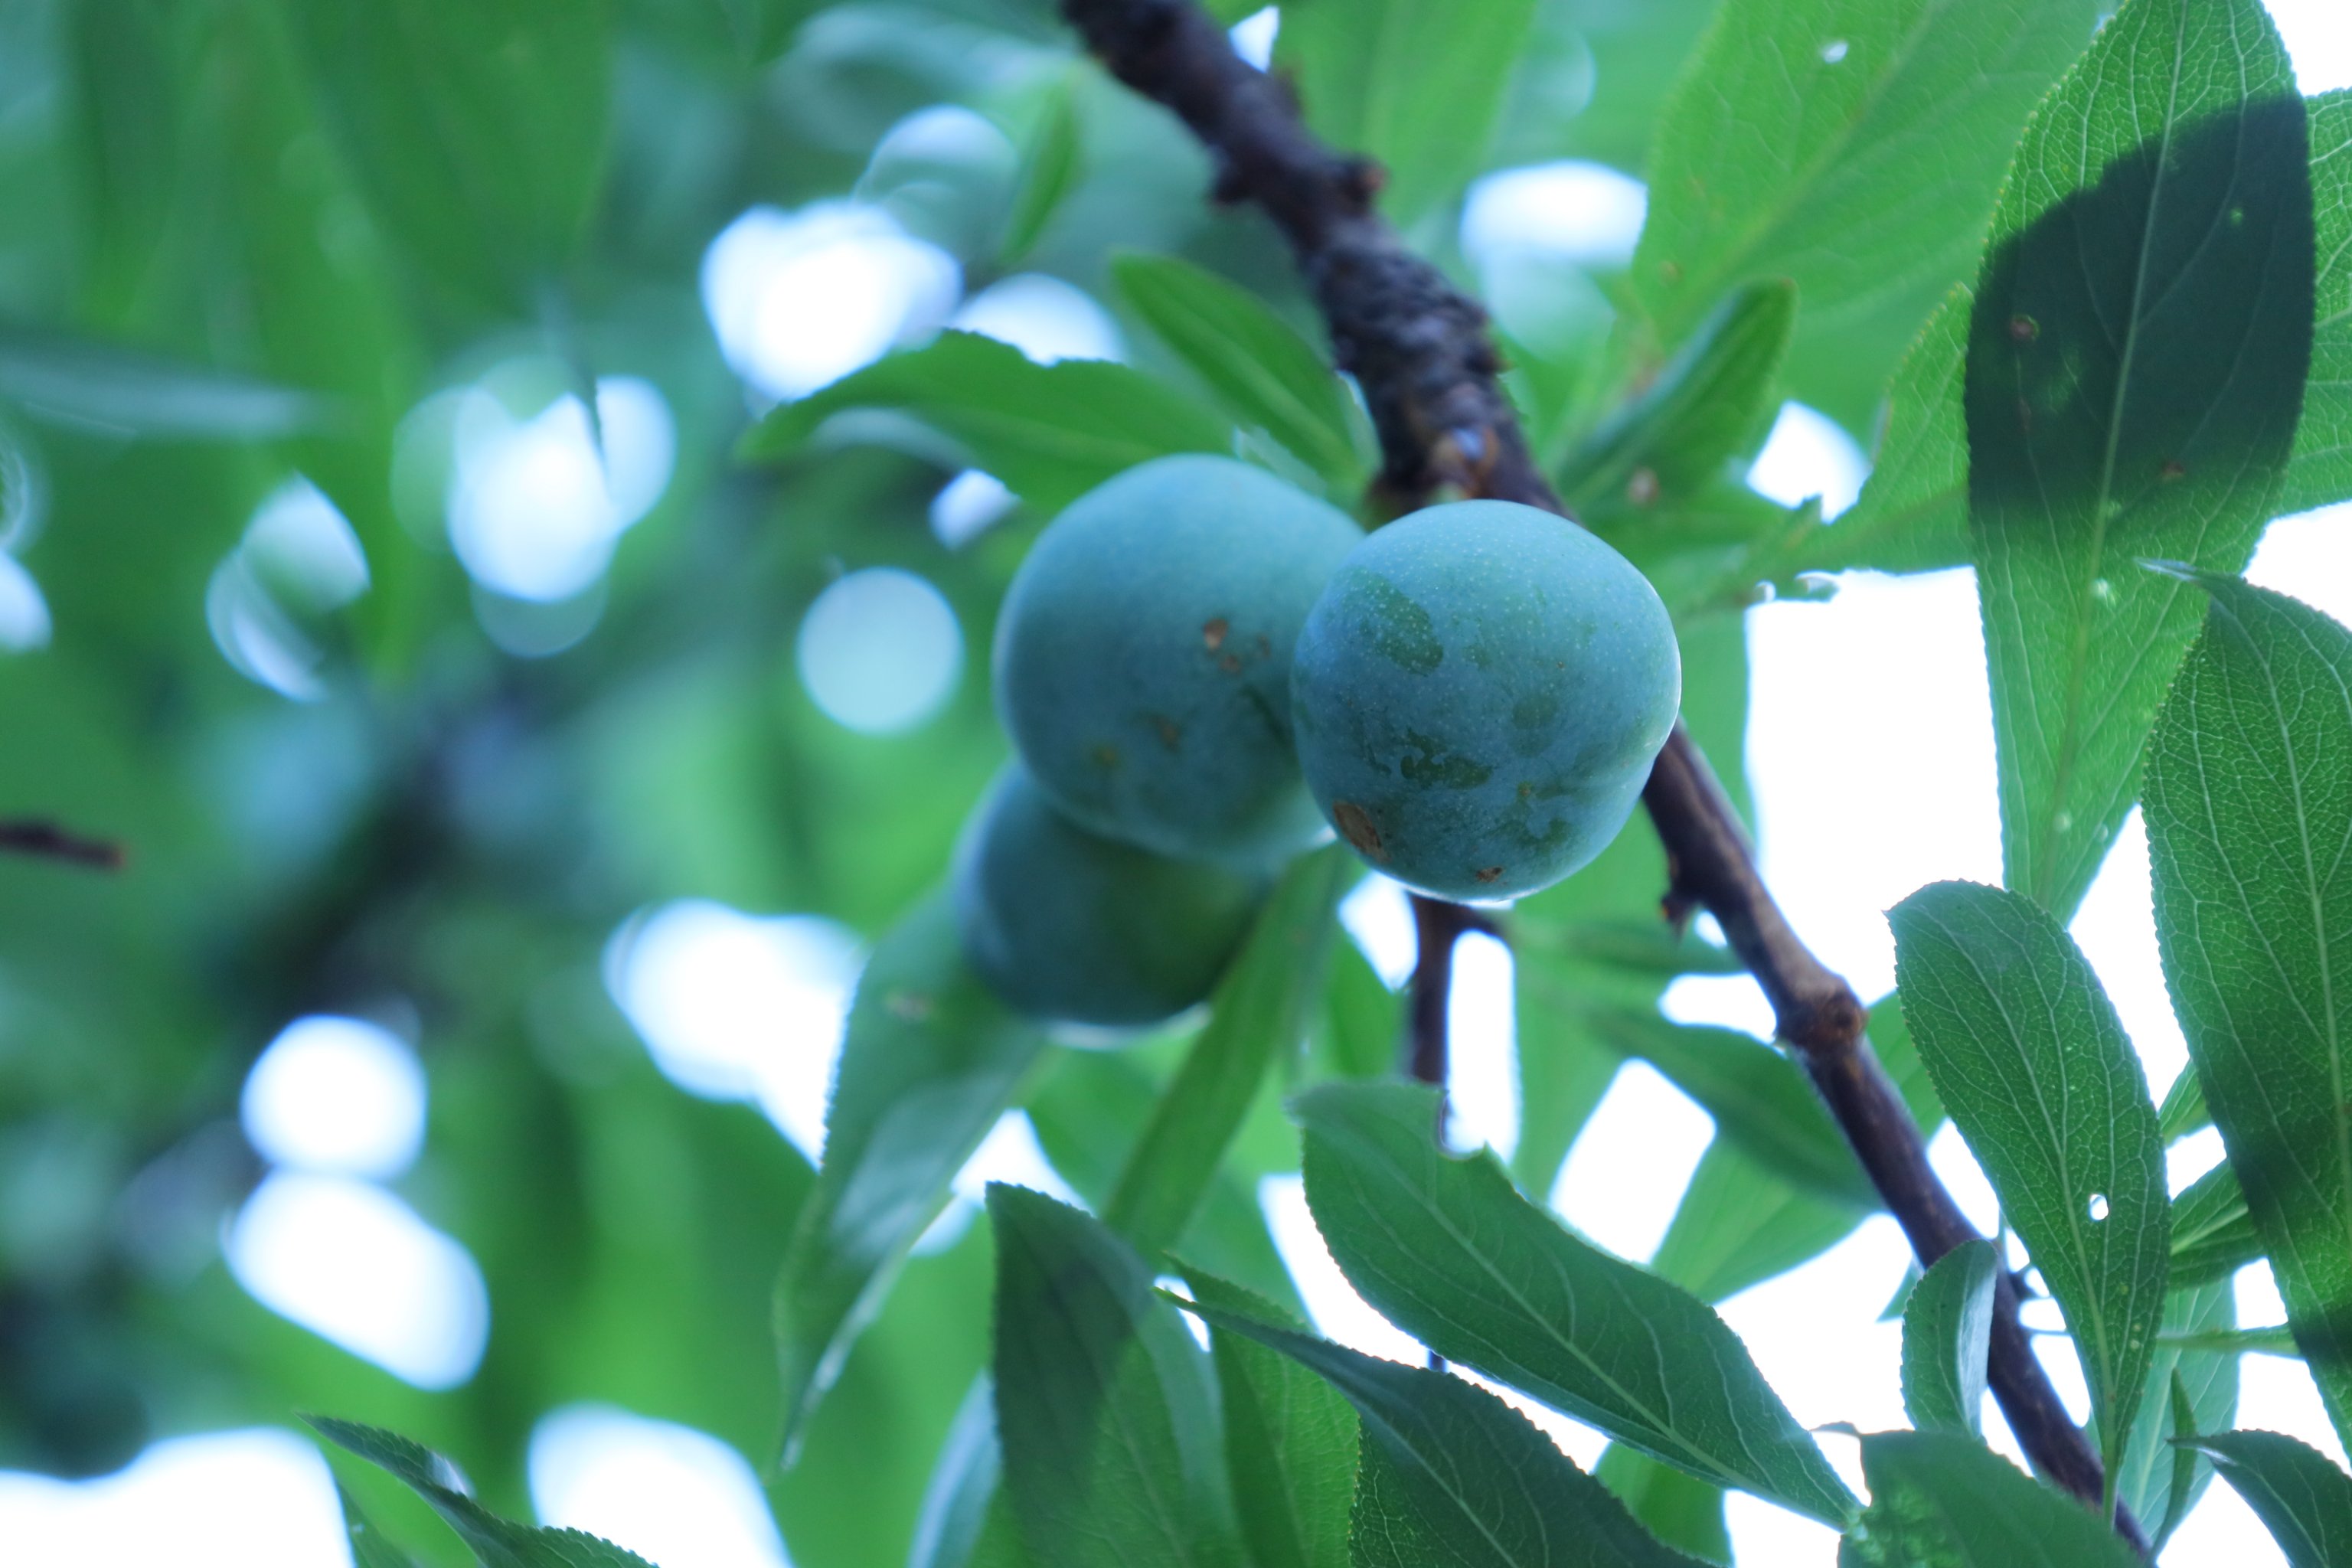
<box><xmin>955</xmin><ymin>454</ymin><xmax>1681</xmax><ymax>1027</ymax></box>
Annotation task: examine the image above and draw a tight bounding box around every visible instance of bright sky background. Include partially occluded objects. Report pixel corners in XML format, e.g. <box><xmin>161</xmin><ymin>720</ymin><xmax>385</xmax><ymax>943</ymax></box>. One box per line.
<box><xmin>11</xmin><ymin>4</ymin><xmax>2352</xmax><ymax>1565</ymax></box>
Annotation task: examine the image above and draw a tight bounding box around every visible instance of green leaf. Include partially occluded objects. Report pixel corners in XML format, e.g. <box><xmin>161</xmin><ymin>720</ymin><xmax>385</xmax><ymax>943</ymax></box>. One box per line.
<box><xmin>1902</xmin><ymin>1240</ymin><xmax>1997</xmax><ymax>1437</ymax></box>
<box><xmin>2157</xmin><ymin>1069</ymin><xmax>2213</xmax><ymax>1142</ymax></box>
<box><xmin>1273</xmin><ymin>0</ymin><xmax>1540</xmax><ymax>224</ymax></box>
<box><xmin>2187</xmin><ymin>1432</ymin><xmax>2352</xmax><ymax>1568</ymax></box>
<box><xmin>1488</xmin><ymin>0</ymin><xmax>1716</xmax><ymax>176</ymax></box>
<box><xmin>1184</xmin><ymin>1300</ymin><xmax>1708</xmax><ymax>1566</ymax></box>
<box><xmin>1814</xmin><ymin>289</ymin><xmax>1971</xmax><ymax>577</ymax></box>
<box><xmin>287</xmin><ymin>0</ymin><xmax>613</xmax><ymax>305</ymax></box>
<box><xmin>1312</xmin><ymin>934</ymin><xmax>1400</xmax><ymax>1083</ymax></box>
<box><xmin>2282</xmin><ymin>90</ymin><xmax>2352</xmax><ymax>517</ymax></box>
<box><xmin>1841</xmin><ymin>1431</ymin><xmax>2142</xmax><ymax>1568</ymax></box>
<box><xmin>1890</xmin><ymin>880</ymin><xmax>2170</xmax><ymax>1478</ymax></box>
<box><xmin>1295</xmin><ymin>1080</ymin><xmax>1860</xmax><ymax>1526</ymax></box>
<box><xmin>1634</xmin><ymin>0</ymin><xmax>2100</xmax><ymax>420</ymax></box>
<box><xmin>910</xmin><ymin>1378</ymin><xmax>1009</xmax><ymax>1568</ymax></box>
<box><xmin>0</xmin><ymin>326</ymin><xmax>325</xmax><ymax>439</ymax></box>
<box><xmin>740</xmin><ymin>332</ymin><xmax>1235</xmax><ymax>514</ymax></box>
<box><xmin>1594</xmin><ymin>1448</ymin><xmax>1731</xmax><ymax>1566</ymax></box>
<box><xmin>332</xmin><ymin>1480</ymin><xmax>420</xmax><ymax>1568</ymax></box>
<box><xmin>1963</xmin><ymin>0</ymin><xmax>2314</xmax><ymax>920</ymax></box>
<box><xmin>775</xmin><ymin>893</ymin><xmax>1047</xmax><ymax>1458</ymax></box>
<box><xmin>1557</xmin><ymin>281</ymin><xmax>1795</xmax><ymax>521</ymax></box>
<box><xmin>1581</xmin><ymin>1008</ymin><xmax>1877</xmax><ymax>1210</ymax></box>
<box><xmin>988</xmin><ymin>1187</ymin><xmax>1242</xmax><ymax>1568</ymax></box>
<box><xmin>1179</xmin><ymin>1271</ymin><xmax>1356</xmax><ymax>1568</ymax></box>
<box><xmin>309</xmin><ymin>1418</ymin><xmax>658</xmax><ymax>1568</ymax></box>
<box><xmin>2111</xmin><ymin>1279</ymin><xmax>2237</xmax><ymax>1536</ymax></box>
<box><xmin>1109</xmin><ymin>253</ymin><xmax>1367</xmax><ymax>494</ymax></box>
<box><xmin>2167</xmin><ymin>1160</ymin><xmax>2262</xmax><ymax>1289</ymax></box>
<box><xmin>1102</xmin><ymin>847</ymin><xmax>1348</xmax><ymax>1256</ymax></box>
<box><xmin>2145</xmin><ymin>575</ymin><xmax>2352</xmax><ymax>1451</ymax></box>
<box><xmin>1001</xmin><ymin>77</ymin><xmax>1081</xmax><ymax>265</ymax></box>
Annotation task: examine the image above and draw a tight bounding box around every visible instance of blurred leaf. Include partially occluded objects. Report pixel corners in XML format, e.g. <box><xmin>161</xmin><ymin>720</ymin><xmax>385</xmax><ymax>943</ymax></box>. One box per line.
<box><xmin>1509</xmin><ymin>919</ymin><xmax>1744</xmax><ymax>977</ymax></box>
<box><xmin>335</xmin><ymin>1480</ymin><xmax>422</xmax><ymax>1568</ymax></box>
<box><xmin>310</xmin><ymin>1418</ymin><xmax>658</xmax><ymax>1568</ymax></box>
<box><xmin>287</xmin><ymin>0</ymin><xmax>615</xmax><ymax>305</ymax></box>
<box><xmin>1186</xmin><ymin>1298</ymin><xmax>1709</xmax><ymax>1566</ymax></box>
<box><xmin>1102</xmin><ymin>846</ymin><xmax>1348</xmax><ymax>1256</ymax></box>
<box><xmin>1813</xmin><ymin>289</ymin><xmax>1970</xmax><ymax>577</ymax></box>
<box><xmin>2112</xmin><ymin>1279</ymin><xmax>2236</xmax><ymax>1540</ymax></box>
<box><xmin>775</xmin><ymin>893</ymin><xmax>1046</xmax><ymax>1459</ymax></box>
<box><xmin>2167</xmin><ymin>1161</ymin><xmax>2261</xmax><ymax>1289</ymax></box>
<box><xmin>909</xmin><ymin>1377</ymin><xmax>1013</xmax><ymax>1568</ymax></box>
<box><xmin>1964</xmin><ymin>0</ymin><xmax>2313</xmax><ymax>920</ymax></box>
<box><xmin>1295</xmin><ymin>1080</ymin><xmax>1859</xmax><ymax>1525</ymax></box>
<box><xmin>1580</xmin><ymin>1008</ymin><xmax>1876</xmax><ymax>1210</ymax></box>
<box><xmin>1558</xmin><ymin>280</ymin><xmax>1793</xmax><ymax>520</ymax></box>
<box><xmin>1492</xmin><ymin>0</ymin><xmax>1718</xmax><ymax>175</ymax></box>
<box><xmin>988</xmin><ymin>1187</ymin><xmax>1243</xmax><ymax>1568</ymax></box>
<box><xmin>2145</xmin><ymin>576</ymin><xmax>2352</xmax><ymax>1451</ymax></box>
<box><xmin>1275</xmin><ymin>0</ymin><xmax>1540</xmax><ymax>224</ymax></box>
<box><xmin>1109</xmin><ymin>252</ymin><xmax>1365</xmax><ymax>493</ymax></box>
<box><xmin>743</xmin><ymin>332</ymin><xmax>1235</xmax><ymax>513</ymax></box>
<box><xmin>1634</xmin><ymin>0</ymin><xmax>2099</xmax><ymax>421</ymax></box>
<box><xmin>2157</xmin><ymin>1069</ymin><xmax>2213</xmax><ymax>1142</ymax></box>
<box><xmin>0</xmin><ymin>327</ymin><xmax>325</xmax><ymax>439</ymax></box>
<box><xmin>2186</xmin><ymin>1430</ymin><xmax>2352</xmax><ymax>1568</ymax></box>
<box><xmin>1310</xmin><ymin>934</ymin><xmax>1400</xmax><ymax>1083</ymax></box>
<box><xmin>1180</xmin><ymin>1271</ymin><xmax>1356</xmax><ymax>1568</ymax></box>
<box><xmin>1594</xmin><ymin>1447</ymin><xmax>1730</xmax><ymax>1566</ymax></box>
<box><xmin>2282</xmin><ymin>90</ymin><xmax>2352</xmax><ymax>516</ymax></box>
<box><xmin>1844</xmin><ymin>1431</ymin><xmax>2141</xmax><ymax>1568</ymax></box>
<box><xmin>1891</xmin><ymin>880</ymin><xmax>2169</xmax><ymax>1475</ymax></box>
<box><xmin>1002</xmin><ymin>78</ymin><xmax>1082</xmax><ymax>264</ymax></box>
<box><xmin>1900</xmin><ymin>1240</ymin><xmax>1995</xmax><ymax>1438</ymax></box>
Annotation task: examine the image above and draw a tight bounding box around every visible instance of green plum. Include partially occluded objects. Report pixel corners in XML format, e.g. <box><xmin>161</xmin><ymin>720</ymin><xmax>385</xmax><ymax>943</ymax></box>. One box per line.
<box><xmin>994</xmin><ymin>454</ymin><xmax>1362</xmax><ymax>863</ymax></box>
<box><xmin>1290</xmin><ymin>500</ymin><xmax>1681</xmax><ymax>900</ymax></box>
<box><xmin>952</xmin><ymin>766</ymin><xmax>1263</xmax><ymax>1028</ymax></box>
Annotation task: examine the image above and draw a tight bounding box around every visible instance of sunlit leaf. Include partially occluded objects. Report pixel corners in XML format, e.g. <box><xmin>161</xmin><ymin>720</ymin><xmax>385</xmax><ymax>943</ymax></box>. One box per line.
<box><xmin>2145</xmin><ymin>574</ymin><xmax>2352</xmax><ymax>1452</ymax></box>
<box><xmin>2111</xmin><ymin>1280</ymin><xmax>2236</xmax><ymax>1540</ymax></box>
<box><xmin>2167</xmin><ymin>1161</ymin><xmax>2262</xmax><ymax>1288</ymax></box>
<box><xmin>1891</xmin><ymin>880</ymin><xmax>2169</xmax><ymax>1476</ymax></box>
<box><xmin>1964</xmin><ymin>0</ymin><xmax>2314</xmax><ymax>919</ymax></box>
<box><xmin>2184</xmin><ymin>1430</ymin><xmax>2352</xmax><ymax>1568</ymax></box>
<box><xmin>1295</xmin><ymin>1080</ymin><xmax>1859</xmax><ymax>1526</ymax></box>
<box><xmin>1594</xmin><ymin>1447</ymin><xmax>1731</xmax><ymax>1566</ymax></box>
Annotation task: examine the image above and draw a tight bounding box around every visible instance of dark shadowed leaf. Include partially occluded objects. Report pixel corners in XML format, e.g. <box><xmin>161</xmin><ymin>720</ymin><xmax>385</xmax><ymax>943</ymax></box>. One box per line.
<box><xmin>2158</xmin><ymin>1070</ymin><xmax>2213</xmax><ymax>1142</ymax></box>
<box><xmin>1180</xmin><ymin>1271</ymin><xmax>1357</xmax><ymax>1568</ymax></box>
<box><xmin>1295</xmin><ymin>1081</ymin><xmax>1858</xmax><ymax>1525</ymax></box>
<box><xmin>2167</xmin><ymin>1161</ymin><xmax>2262</xmax><ymax>1288</ymax></box>
<box><xmin>1841</xmin><ymin>1431</ymin><xmax>2141</xmax><ymax>1568</ymax></box>
<box><xmin>2282</xmin><ymin>91</ymin><xmax>2352</xmax><ymax>516</ymax></box>
<box><xmin>1635</xmin><ymin>0</ymin><xmax>2100</xmax><ymax>420</ymax></box>
<box><xmin>309</xmin><ymin>1418</ymin><xmax>658</xmax><ymax>1568</ymax></box>
<box><xmin>2145</xmin><ymin>575</ymin><xmax>2352</xmax><ymax>1450</ymax></box>
<box><xmin>1890</xmin><ymin>880</ymin><xmax>2169</xmax><ymax>1475</ymax></box>
<box><xmin>1186</xmin><ymin>1301</ymin><xmax>1707</xmax><ymax>1566</ymax></box>
<box><xmin>1963</xmin><ymin>0</ymin><xmax>2314</xmax><ymax>919</ymax></box>
<box><xmin>989</xmin><ymin>1187</ymin><xmax>1242</xmax><ymax>1568</ymax></box>
<box><xmin>1273</xmin><ymin>0</ymin><xmax>1540</xmax><ymax>224</ymax></box>
<box><xmin>741</xmin><ymin>332</ymin><xmax>1235</xmax><ymax>514</ymax></box>
<box><xmin>776</xmin><ymin>894</ymin><xmax>1046</xmax><ymax>1457</ymax></box>
<box><xmin>2186</xmin><ymin>1430</ymin><xmax>2352</xmax><ymax>1568</ymax></box>
<box><xmin>1110</xmin><ymin>253</ymin><xmax>1367</xmax><ymax>494</ymax></box>
<box><xmin>1901</xmin><ymin>1240</ymin><xmax>1995</xmax><ymax>1437</ymax></box>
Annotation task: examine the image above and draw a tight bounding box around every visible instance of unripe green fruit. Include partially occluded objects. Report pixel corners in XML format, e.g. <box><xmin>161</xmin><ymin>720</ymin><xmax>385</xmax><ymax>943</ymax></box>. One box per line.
<box><xmin>994</xmin><ymin>454</ymin><xmax>1363</xmax><ymax>863</ymax></box>
<box><xmin>952</xmin><ymin>766</ymin><xmax>1263</xmax><ymax>1028</ymax></box>
<box><xmin>1290</xmin><ymin>500</ymin><xmax>1681</xmax><ymax>901</ymax></box>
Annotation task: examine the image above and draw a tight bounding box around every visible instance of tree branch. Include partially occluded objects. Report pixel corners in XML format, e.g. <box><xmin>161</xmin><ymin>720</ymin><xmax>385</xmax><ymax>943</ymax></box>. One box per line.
<box><xmin>0</xmin><ymin>818</ymin><xmax>124</xmax><ymax>870</ymax></box>
<box><xmin>1058</xmin><ymin>0</ymin><xmax>2140</xmax><ymax>1544</ymax></box>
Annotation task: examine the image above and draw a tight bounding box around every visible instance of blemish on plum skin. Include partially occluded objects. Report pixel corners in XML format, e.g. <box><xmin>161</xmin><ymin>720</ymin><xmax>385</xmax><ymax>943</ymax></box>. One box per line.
<box><xmin>1202</xmin><ymin>616</ymin><xmax>1229</xmax><ymax>651</ymax></box>
<box><xmin>1217</xmin><ymin>652</ymin><xmax>1243</xmax><ymax>675</ymax></box>
<box><xmin>1333</xmin><ymin>801</ymin><xmax>1386</xmax><ymax>861</ymax></box>
<box><xmin>1091</xmin><ymin>743</ymin><xmax>1122</xmax><ymax>769</ymax></box>
<box><xmin>1152</xmin><ymin>715</ymin><xmax>1182</xmax><ymax>751</ymax></box>
<box><xmin>1474</xmin><ymin>866</ymin><xmax>1504</xmax><ymax>885</ymax></box>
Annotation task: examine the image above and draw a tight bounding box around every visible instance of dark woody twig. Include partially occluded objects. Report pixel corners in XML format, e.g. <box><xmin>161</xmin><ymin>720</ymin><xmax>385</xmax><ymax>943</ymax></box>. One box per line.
<box><xmin>1056</xmin><ymin>0</ymin><xmax>2139</xmax><ymax>1544</ymax></box>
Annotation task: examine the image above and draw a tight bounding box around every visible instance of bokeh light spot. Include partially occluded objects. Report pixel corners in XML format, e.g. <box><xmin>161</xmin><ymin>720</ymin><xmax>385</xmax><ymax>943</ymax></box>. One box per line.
<box><xmin>796</xmin><ymin>567</ymin><xmax>963</xmax><ymax>733</ymax></box>
<box><xmin>240</xmin><ymin>1015</ymin><xmax>426</xmax><ymax>1179</ymax></box>
<box><xmin>530</xmin><ymin>1406</ymin><xmax>789</xmax><ymax>1568</ymax></box>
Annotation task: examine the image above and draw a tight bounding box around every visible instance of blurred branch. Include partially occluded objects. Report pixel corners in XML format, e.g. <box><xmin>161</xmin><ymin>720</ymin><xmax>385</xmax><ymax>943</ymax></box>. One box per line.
<box><xmin>1056</xmin><ymin>0</ymin><xmax>2140</xmax><ymax>1544</ymax></box>
<box><xmin>0</xmin><ymin>818</ymin><xmax>124</xmax><ymax>870</ymax></box>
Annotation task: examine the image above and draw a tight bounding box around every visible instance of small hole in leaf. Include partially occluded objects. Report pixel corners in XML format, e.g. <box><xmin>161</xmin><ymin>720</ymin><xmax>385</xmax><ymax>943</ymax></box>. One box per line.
<box><xmin>2087</xmin><ymin>1193</ymin><xmax>2109</xmax><ymax>1221</ymax></box>
<box><xmin>1820</xmin><ymin>38</ymin><xmax>1849</xmax><ymax>63</ymax></box>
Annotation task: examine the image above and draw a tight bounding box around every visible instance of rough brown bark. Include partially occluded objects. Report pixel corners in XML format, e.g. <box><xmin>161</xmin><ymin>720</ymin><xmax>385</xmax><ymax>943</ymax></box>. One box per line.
<box><xmin>1057</xmin><ymin>0</ymin><xmax>2139</xmax><ymax>1544</ymax></box>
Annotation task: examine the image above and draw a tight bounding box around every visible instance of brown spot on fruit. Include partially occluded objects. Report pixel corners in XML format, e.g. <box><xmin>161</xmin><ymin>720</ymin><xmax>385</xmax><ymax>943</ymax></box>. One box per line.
<box><xmin>1517</xmin><ymin>781</ymin><xmax>1533</xmax><ymax>800</ymax></box>
<box><xmin>2160</xmin><ymin>459</ymin><xmax>2187</xmax><ymax>482</ymax></box>
<box><xmin>2009</xmin><ymin>314</ymin><xmax>2039</xmax><ymax>343</ymax></box>
<box><xmin>1332</xmin><ymin>802</ymin><xmax>1385</xmax><ymax>861</ymax></box>
<box><xmin>1152</xmin><ymin>715</ymin><xmax>1182</xmax><ymax>751</ymax></box>
<box><xmin>1091</xmin><ymin>743</ymin><xmax>1122</xmax><ymax>769</ymax></box>
<box><xmin>1254</xmin><ymin>633</ymin><xmax>1271</xmax><ymax>659</ymax></box>
<box><xmin>1474</xmin><ymin>866</ymin><xmax>1504</xmax><ymax>884</ymax></box>
<box><xmin>1202</xmin><ymin>617</ymin><xmax>1229</xmax><ymax>651</ymax></box>
<box><xmin>1218</xmin><ymin>652</ymin><xmax>1243</xmax><ymax>675</ymax></box>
